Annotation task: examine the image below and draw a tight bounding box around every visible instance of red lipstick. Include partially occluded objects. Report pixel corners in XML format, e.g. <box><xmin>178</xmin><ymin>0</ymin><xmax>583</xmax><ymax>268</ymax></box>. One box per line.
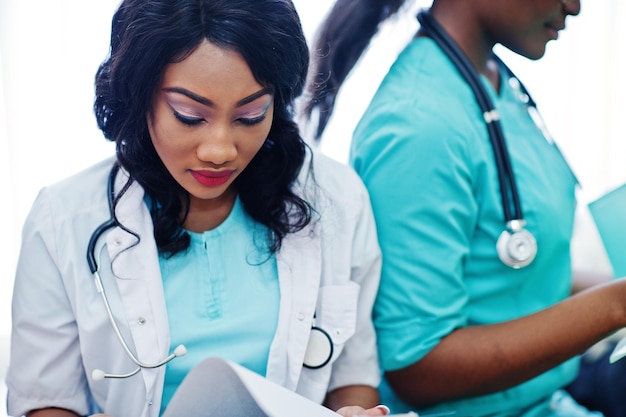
<box><xmin>190</xmin><ymin>169</ymin><xmax>234</xmax><ymax>187</ymax></box>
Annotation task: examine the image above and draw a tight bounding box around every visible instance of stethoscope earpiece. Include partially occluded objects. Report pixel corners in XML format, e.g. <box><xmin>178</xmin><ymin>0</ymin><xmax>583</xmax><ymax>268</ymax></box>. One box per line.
<box><xmin>496</xmin><ymin>220</ymin><xmax>537</xmax><ymax>269</ymax></box>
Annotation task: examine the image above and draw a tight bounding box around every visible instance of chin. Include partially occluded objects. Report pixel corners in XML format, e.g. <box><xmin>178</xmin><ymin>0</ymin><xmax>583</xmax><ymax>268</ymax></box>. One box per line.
<box><xmin>509</xmin><ymin>45</ymin><xmax>548</xmax><ymax>61</ymax></box>
<box><xmin>526</xmin><ymin>50</ymin><xmax>547</xmax><ymax>60</ymax></box>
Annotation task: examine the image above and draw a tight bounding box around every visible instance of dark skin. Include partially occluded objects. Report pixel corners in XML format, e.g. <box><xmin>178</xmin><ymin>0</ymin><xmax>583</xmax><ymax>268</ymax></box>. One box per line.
<box><xmin>27</xmin><ymin>410</ymin><xmax>77</xmax><ymax>417</ymax></box>
<box><xmin>429</xmin><ymin>0</ymin><xmax>581</xmax><ymax>90</ymax></box>
<box><xmin>387</xmin><ymin>280</ymin><xmax>626</xmax><ymax>406</ymax></box>
<box><xmin>382</xmin><ymin>0</ymin><xmax>626</xmax><ymax>408</ymax></box>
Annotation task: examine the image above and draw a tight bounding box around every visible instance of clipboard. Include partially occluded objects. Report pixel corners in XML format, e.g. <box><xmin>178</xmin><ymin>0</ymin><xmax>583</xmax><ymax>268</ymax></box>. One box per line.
<box><xmin>588</xmin><ymin>183</ymin><xmax>626</xmax><ymax>363</ymax></box>
<box><xmin>588</xmin><ymin>183</ymin><xmax>626</xmax><ymax>277</ymax></box>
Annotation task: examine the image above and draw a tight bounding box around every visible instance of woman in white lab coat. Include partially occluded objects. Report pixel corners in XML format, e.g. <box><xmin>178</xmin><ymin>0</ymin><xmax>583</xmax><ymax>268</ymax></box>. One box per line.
<box><xmin>5</xmin><ymin>1</ymin><xmax>387</xmax><ymax>416</ymax></box>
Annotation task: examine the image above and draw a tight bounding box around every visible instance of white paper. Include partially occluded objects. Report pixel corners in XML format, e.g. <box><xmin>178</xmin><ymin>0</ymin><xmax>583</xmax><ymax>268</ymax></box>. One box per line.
<box><xmin>163</xmin><ymin>356</ymin><xmax>421</xmax><ymax>416</ymax></box>
<box><xmin>227</xmin><ymin>360</ymin><xmax>339</xmax><ymax>417</ymax></box>
<box><xmin>163</xmin><ymin>357</ymin><xmax>338</xmax><ymax>417</ymax></box>
<box><xmin>609</xmin><ymin>335</ymin><xmax>626</xmax><ymax>363</ymax></box>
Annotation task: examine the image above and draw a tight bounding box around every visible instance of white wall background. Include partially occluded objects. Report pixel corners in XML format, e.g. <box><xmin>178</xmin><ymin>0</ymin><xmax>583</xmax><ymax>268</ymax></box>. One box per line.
<box><xmin>0</xmin><ymin>0</ymin><xmax>624</xmax><ymax>414</ymax></box>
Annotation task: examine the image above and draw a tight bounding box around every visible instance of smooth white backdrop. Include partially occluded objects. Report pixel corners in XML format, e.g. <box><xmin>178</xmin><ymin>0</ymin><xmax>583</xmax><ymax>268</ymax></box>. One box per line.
<box><xmin>0</xmin><ymin>1</ymin><xmax>624</xmax><ymax>414</ymax></box>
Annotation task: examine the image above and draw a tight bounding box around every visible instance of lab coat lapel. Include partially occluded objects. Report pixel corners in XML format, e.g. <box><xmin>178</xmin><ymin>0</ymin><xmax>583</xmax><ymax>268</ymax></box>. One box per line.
<box><xmin>105</xmin><ymin>172</ymin><xmax>170</xmax><ymax>401</ymax></box>
<box><xmin>266</xmin><ymin>219</ymin><xmax>321</xmax><ymax>389</ymax></box>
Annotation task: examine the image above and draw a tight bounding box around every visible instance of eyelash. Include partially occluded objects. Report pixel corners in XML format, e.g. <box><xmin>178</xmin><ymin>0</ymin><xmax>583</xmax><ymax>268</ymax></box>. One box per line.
<box><xmin>173</xmin><ymin>111</ymin><xmax>267</xmax><ymax>127</ymax></box>
<box><xmin>238</xmin><ymin>114</ymin><xmax>267</xmax><ymax>126</ymax></box>
<box><xmin>174</xmin><ymin>111</ymin><xmax>203</xmax><ymax>126</ymax></box>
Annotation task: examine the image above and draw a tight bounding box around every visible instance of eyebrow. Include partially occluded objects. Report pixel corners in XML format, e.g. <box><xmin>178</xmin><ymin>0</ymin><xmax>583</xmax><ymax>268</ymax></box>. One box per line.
<box><xmin>162</xmin><ymin>86</ymin><xmax>274</xmax><ymax>107</ymax></box>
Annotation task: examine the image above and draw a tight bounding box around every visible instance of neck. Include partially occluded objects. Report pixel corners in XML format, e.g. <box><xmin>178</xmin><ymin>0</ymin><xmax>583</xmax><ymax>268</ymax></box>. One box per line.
<box><xmin>428</xmin><ymin>3</ymin><xmax>498</xmax><ymax>85</ymax></box>
<box><xmin>183</xmin><ymin>188</ymin><xmax>237</xmax><ymax>232</ymax></box>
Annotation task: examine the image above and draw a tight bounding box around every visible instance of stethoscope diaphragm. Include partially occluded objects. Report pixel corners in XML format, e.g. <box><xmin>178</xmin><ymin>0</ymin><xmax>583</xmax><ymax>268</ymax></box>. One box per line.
<box><xmin>303</xmin><ymin>325</ymin><xmax>333</xmax><ymax>369</ymax></box>
<box><xmin>496</xmin><ymin>219</ymin><xmax>537</xmax><ymax>269</ymax></box>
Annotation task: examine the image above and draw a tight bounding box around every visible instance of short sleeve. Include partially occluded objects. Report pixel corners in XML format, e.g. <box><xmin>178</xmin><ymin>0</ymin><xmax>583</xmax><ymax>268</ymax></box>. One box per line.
<box><xmin>351</xmin><ymin>97</ymin><xmax>477</xmax><ymax>371</ymax></box>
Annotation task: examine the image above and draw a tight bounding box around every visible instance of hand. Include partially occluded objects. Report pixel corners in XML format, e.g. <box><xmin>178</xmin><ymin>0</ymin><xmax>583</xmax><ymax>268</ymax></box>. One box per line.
<box><xmin>335</xmin><ymin>404</ymin><xmax>390</xmax><ymax>417</ymax></box>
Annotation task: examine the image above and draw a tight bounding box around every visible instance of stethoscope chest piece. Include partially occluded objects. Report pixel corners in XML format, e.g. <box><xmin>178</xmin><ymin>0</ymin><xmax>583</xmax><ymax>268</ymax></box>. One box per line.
<box><xmin>496</xmin><ymin>219</ymin><xmax>537</xmax><ymax>269</ymax></box>
<box><xmin>303</xmin><ymin>325</ymin><xmax>334</xmax><ymax>369</ymax></box>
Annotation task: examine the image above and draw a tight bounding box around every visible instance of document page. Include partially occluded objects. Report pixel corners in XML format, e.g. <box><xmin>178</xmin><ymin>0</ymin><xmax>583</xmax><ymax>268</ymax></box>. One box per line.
<box><xmin>163</xmin><ymin>357</ymin><xmax>338</xmax><ymax>417</ymax></box>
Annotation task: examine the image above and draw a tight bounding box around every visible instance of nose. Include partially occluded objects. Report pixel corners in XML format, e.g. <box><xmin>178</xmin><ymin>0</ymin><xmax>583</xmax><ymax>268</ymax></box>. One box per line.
<box><xmin>560</xmin><ymin>0</ymin><xmax>581</xmax><ymax>16</ymax></box>
<box><xmin>196</xmin><ymin>124</ymin><xmax>237</xmax><ymax>166</ymax></box>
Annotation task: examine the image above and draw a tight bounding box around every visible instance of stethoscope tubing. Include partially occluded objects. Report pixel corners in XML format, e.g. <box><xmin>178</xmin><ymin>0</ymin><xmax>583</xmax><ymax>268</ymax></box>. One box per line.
<box><xmin>87</xmin><ymin>163</ymin><xmax>187</xmax><ymax>380</ymax></box>
<box><xmin>417</xmin><ymin>10</ymin><xmax>525</xmax><ymax>223</ymax></box>
<box><xmin>86</xmin><ymin>162</ymin><xmax>119</xmax><ymax>275</ymax></box>
<box><xmin>92</xmin><ymin>265</ymin><xmax>183</xmax><ymax>370</ymax></box>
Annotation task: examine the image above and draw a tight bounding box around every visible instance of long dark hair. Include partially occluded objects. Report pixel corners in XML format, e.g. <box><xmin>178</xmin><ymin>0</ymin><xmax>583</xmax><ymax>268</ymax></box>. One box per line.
<box><xmin>94</xmin><ymin>0</ymin><xmax>312</xmax><ymax>256</ymax></box>
<box><xmin>303</xmin><ymin>0</ymin><xmax>408</xmax><ymax>140</ymax></box>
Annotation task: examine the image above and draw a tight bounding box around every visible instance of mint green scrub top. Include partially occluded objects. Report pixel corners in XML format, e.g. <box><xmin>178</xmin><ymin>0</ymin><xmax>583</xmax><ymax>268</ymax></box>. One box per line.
<box><xmin>351</xmin><ymin>37</ymin><xmax>585</xmax><ymax>417</ymax></box>
<box><xmin>158</xmin><ymin>197</ymin><xmax>279</xmax><ymax>414</ymax></box>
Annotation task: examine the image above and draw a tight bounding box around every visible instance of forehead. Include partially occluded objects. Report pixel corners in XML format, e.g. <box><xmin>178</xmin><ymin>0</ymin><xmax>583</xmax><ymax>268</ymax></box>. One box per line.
<box><xmin>160</xmin><ymin>40</ymin><xmax>263</xmax><ymax>101</ymax></box>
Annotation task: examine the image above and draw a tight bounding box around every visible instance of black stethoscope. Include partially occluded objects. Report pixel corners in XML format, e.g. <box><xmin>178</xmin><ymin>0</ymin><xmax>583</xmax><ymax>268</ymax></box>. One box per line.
<box><xmin>86</xmin><ymin>163</ymin><xmax>333</xmax><ymax>380</ymax></box>
<box><xmin>417</xmin><ymin>10</ymin><xmax>538</xmax><ymax>269</ymax></box>
<box><xmin>86</xmin><ymin>163</ymin><xmax>188</xmax><ymax>380</ymax></box>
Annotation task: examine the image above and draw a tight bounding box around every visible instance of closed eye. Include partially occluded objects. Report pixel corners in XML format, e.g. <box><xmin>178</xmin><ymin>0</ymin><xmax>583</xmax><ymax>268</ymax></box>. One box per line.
<box><xmin>174</xmin><ymin>111</ymin><xmax>204</xmax><ymax>126</ymax></box>
<box><xmin>237</xmin><ymin>113</ymin><xmax>267</xmax><ymax>126</ymax></box>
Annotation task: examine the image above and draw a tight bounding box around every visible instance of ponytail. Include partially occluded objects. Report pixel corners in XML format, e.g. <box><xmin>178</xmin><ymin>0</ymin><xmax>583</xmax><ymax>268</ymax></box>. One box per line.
<box><xmin>303</xmin><ymin>0</ymin><xmax>407</xmax><ymax>140</ymax></box>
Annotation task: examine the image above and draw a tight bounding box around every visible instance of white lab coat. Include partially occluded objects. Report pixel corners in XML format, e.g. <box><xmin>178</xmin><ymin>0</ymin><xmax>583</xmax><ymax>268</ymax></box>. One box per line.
<box><xmin>6</xmin><ymin>151</ymin><xmax>382</xmax><ymax>417</ymax></box>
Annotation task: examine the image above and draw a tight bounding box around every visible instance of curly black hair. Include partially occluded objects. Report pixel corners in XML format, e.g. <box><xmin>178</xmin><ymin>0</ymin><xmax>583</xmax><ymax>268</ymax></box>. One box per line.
<box><xmin>94</xmin><ymin>0</ymin><xmax>312</xmax><ymax>256</ymax></box>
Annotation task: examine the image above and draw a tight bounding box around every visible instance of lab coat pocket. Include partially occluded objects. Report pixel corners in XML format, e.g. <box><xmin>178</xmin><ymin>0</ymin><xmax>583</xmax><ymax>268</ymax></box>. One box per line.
<box><xmin>296</xmin><ymin>282</ymin><xmax>360</xmax><ymax>402</ymax></box>
<box><xmin>315</xmin><ymin>282</ymin><xmax>359</xmax><ymax>346</ymax></box>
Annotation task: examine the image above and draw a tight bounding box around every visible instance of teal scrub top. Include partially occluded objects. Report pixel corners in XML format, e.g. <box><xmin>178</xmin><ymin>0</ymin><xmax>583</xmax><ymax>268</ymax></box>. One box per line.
<box><xmin>351</xmin><ymin>37</ymin><xmax>580</xmax><ymax>417</ymax></box>
<box><xmin>158</xmin><ymin>197</ymin><xmax>279</xmax><ymax>414</ymax></box>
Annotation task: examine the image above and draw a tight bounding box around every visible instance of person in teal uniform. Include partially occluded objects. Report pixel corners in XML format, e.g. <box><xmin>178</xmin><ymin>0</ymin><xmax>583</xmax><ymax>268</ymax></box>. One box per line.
<box><xmin>304</xmin><ymin>0</ymin><xmax>626</xmax><ymax>416</ymax></box>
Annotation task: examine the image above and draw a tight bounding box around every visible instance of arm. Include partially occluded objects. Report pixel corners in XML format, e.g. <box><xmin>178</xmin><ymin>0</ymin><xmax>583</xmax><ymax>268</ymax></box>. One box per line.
<box><xmin>8</xmin><ymin>189</ymin><xmax>92</xmax><ymax>416</ymax></box>
<box><xmin>325</xmin><ymin>386</ymin><xmax>388</xmax><ymax>417</ymax></box>
<box><xmin>27</xmin><ymin>409</ymin><xmax>80</xmax><ymax>417</ymax></box>
<box><xmin>313</xmin><ymin>157</ymin><xmax>384</xmax><ymax>415</ymax></box>
<box><xmin>27</xmin><ymin>410</ymin><xmax>114</xmax><ymax>417</ymax></box>
<box><xmin>316</xmin><ymin>157</ymin><xmax>383</xmax><ymax>401</ymax></box>
<box><xmin>387</xmin><ymin>279</ymin><xmax>626</xmax><ymax>406</ymax></box>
